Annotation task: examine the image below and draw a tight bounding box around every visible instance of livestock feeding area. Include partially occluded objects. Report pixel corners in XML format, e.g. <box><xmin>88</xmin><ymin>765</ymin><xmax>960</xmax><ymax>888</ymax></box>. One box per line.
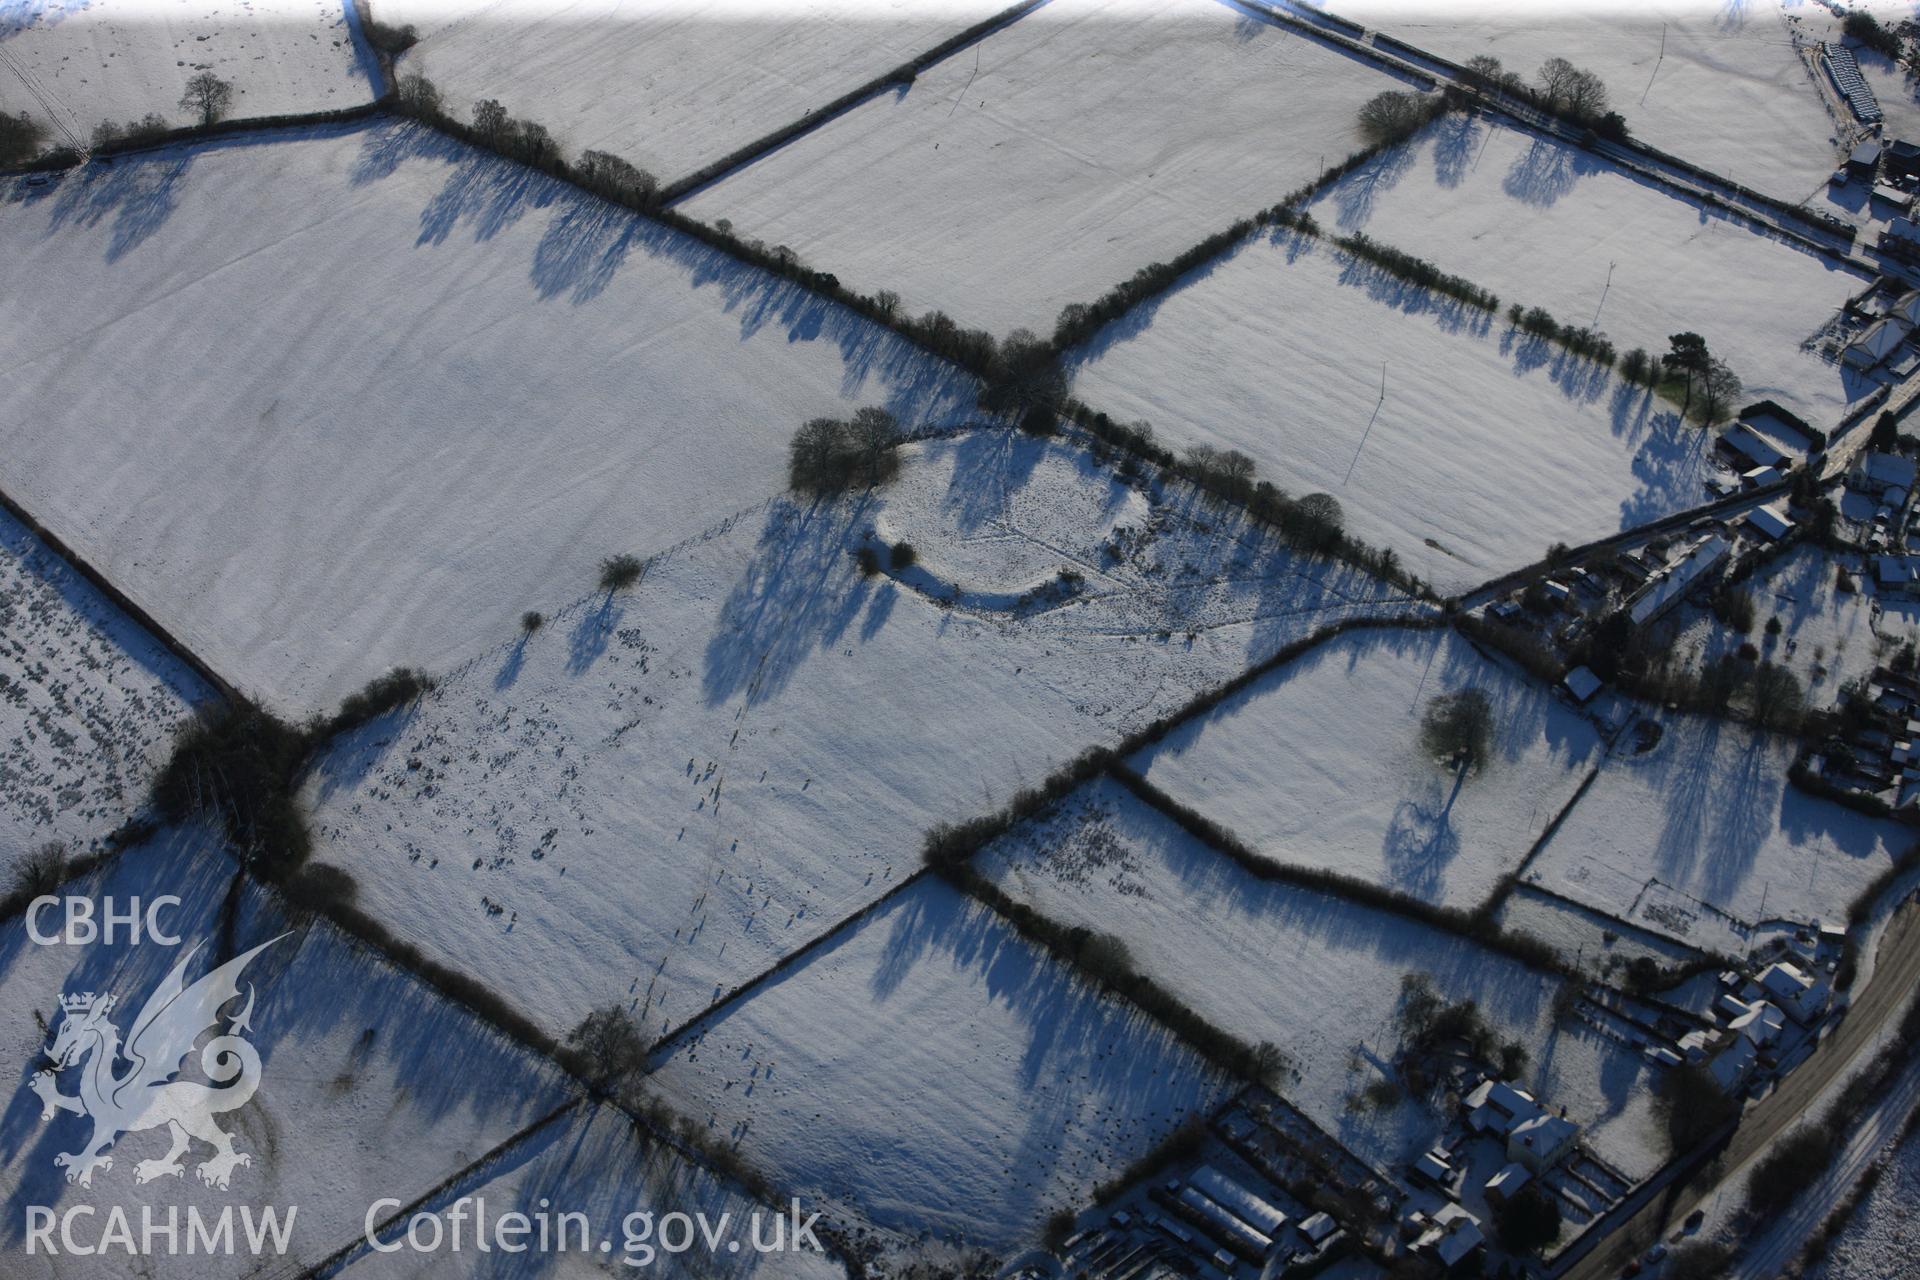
<box><xmin>8</xmin><ymin>1</ymin><xmax>1920</xmax><ymax>1278</ymax></box>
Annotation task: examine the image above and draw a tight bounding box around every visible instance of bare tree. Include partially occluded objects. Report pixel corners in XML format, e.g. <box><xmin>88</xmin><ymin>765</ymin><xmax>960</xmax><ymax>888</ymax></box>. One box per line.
<box><xmin>788</xmin><ymin>417</ymin><xmax>850</xmax><ymax>493</ymax></box>
<box><xmin>565</xmin><ymin>1005</ymin><xmax>648</xmax><ymax>1092</ymax></box>
<box><xmin>1536</xmin><ymin>57</ymin><xmax>1582</xmax><ymax>112</ymax></box>
<box><xmin>396</xmin><ymin>73</ymin><xmax>442</xmax><ymax>119</ymax></box>
<box><xmin>179</xmin><ymin>72</ymin><xmax>234</xmax><ymax>127</ymax></box>
<box><xmin>985</xmin><ymin>326</ymin><xmax>1064</xmax><ymax>412</ymax></box>
<box><xmin>1296</xmin><ymin>491</ymin><xmax>1343</xmax><ymax>533</ymax></box>
<box><xmin>1420</xmin><ymin>688</ymin><xmax>1494</xmax><ymax>769</ymax></box>
<box><xmin>513</xmin><ymin>119</ymin><xmax>558</xmax><ymax>166</ymax></box>
<box><xmin>1750</xmin><ymin>661</ymin><xmax>1804</xmax><ymax>731</ymax></box>
<box><xmin>471</xmin><ymin>98</ymin><xmax>508</xmax><ymax>142</ymax></box>
<box><xmin>1536</xmin><ymin>58</ymin><xmax>1609</xmax><ymax>121</ymax></box>
<box><xmin>597</xmin><ymin>554</ymin><xmax>643</xmax><ymax>594</ymax></box>
<box><xmin>1357</xmin><ymin>90</ymin><xmax>1426</xmax><ymax>145</ymax></box>
<box><xmin>0</xmin><ymin>111</ymin><xmax>47</xmax><ymax>165</ymax></box>
<box><xmin>1563</xmin><ymin>67</ymin><xmax>1610</xmax><ymax>121</ymax></box>
<box><xmin>846</xmin><ymin>407</ymin><xmax>900</xmax><ymax>485</ymax></box>
<box><xmin>1463</xmin><ymin>54</ymin><xmax>1523</xmax><ymax>94</ymax></box>
<box><xmin>578</xmin><ymin>150</ymin><xmax>657</xmax><ymax>206</ymax></box>
<box><xmin>1699</xmin><ymin>358</ymin><xmax>1743</xmax><ymax>424</ymax></box>
<box><xmin>1217</xmin><ymin>449</ymin><xmax>1256</xmax><ymax>491</ymax></box>
<box><xmin>10</xmin><ymin>842</ymin><xmax>69</xmax><ymax>901</ymax></box>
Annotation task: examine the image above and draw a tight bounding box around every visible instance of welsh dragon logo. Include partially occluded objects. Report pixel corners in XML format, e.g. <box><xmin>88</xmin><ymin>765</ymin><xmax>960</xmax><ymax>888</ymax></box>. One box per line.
<box><xmin>28</xmin><ymin>936</ymin><xmax>285</xmax><ymax>1190</ymax></box>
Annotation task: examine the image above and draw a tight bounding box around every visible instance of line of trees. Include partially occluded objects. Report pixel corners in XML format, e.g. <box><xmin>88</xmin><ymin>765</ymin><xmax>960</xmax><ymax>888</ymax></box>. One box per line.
<box><xmin>372</xmin><ymin>78</ymin><xmax>1421</xmax><ymax>601</ymax></box>
<box><xmin>1460</xmin><ymin>53</ymin><xmax>1628</xmax><ymax>141</ymax></box>
<box><xmin>391</xmin><ymin>76</ymin><xmax>1021</xmax><ymax>386</ymax></box>
<box><xmin>1504</xmin><ymin>303</ymin><xmax>1617</xmax><ymax>366</ymax></box>
<box><xmin>3</xmin><ymin>71</ymin><xmax>234</xmax><ymax>166</ymax></box>
<box><xmin>1046</xmin><ymin>134</ymin><xmax>1410</xmax><ymax>354</ymax></box>
<box><xmin>941</xmin><ymin>858</ymin><xmax>1293</xmax><ymax>1089</ymax></box>
<box><xmin>151</xmin><ymin>668</ymin><xmax>435</xmax><ymax>880</ymax></box>
<box><xmin>1845</xmin><ymin>11</ymin><xmax>1904</xmax><ymax>61</ymax></box>
<box><xmin>88</xmin><ymin>113</ymin><xmax>172</xmax><ymax>150</ymax></box>
<box><xmin>1342</xmin><ymin>231</ymin><xmax>1500</xmax><ymax>311</ymax></box>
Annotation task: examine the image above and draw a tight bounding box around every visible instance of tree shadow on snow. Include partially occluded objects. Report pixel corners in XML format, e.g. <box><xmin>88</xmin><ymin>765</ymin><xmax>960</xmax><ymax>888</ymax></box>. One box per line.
<box><xmin>1328</xmin><ymin>142</ymin><xmax>1415</xmax><ymax>230</ymax></box>
<box><xmin>860</xmin><ymin>878</ymin><xmax>1227</xmax><ymax>1240</ymax></box>
<box><xmin>700</xmin><ymin>494</ymin><xmax>876</xmax><ymax>710</ymax></box>
<box><xmin>38</xmin><ymin>153</ymin><xmax>191</xmax><ymax>262</ymax></box>
<box><xmin>568</xmin><ymin>592</ymin><xmax>626</xmax><ymax>677</ymax></box>
<box><xmin>346</xmin><ymin>121</ymin><xmax>981</xmax><ymax>430</ymax></box>
<box><xmin>0</xmin><ymin>825</ymin><xmax>565</xmax><ymax>1243</ymax></box>
<box><xmin>1502</xmin><ymin>136</ymin><xmax>1597</xmax><ymax>209</ymax></box>
<box><xmin>1431</xmin><ymin>112</ymin><xmax>1484</xmax><ymax>190</ymax></box>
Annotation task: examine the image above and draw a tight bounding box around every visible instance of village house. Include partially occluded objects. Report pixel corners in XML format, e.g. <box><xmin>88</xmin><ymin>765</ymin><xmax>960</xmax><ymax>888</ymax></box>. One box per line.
<box><xmin>1464</xmin><ymin>1078</ymin><xmax>1582</xmax><ymax>1173</ymax></box>
<box><xmin>1627</xmin><ymin>533</ymin><xmax>1731</xmax><ymax>627</ymax></box>
<box><xmin>1743</xmin><ymin>961</ymin><xmax>1831</xmax><ymax>1026</ymax></box>
<box><xmin>1410</xmin><ymin>1202</ymin><xmax>1485</xmax><ymax>1275</ymax></box>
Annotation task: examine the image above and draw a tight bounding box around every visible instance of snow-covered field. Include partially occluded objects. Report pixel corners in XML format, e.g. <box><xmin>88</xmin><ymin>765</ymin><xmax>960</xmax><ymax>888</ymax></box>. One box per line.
<box><xmin>1317</xmin><ymin>0</ymin><xmax>1843</xmax><ymax>203</ymax></box>
<box><xmin>0</xmin><ymin>120</ymin><xmax>980</xmax><ymax>717</ymax></box>
<box><xmin>0</xmin><ymin>0</ymin><xmax>376</xmax><ymax>142</ymax></box>
<box><xmin>1068</xmin><ymin>224</ymin><xmax>1714</xmax><ymax>591</ymax></box>
<box><xmin>1495</xmin><ymin>884</ymin><xmax>1709</xmax><ymax>975</ymax></box>
<box><xmin>301</xmin><ymin>429</ymin><xmax>1419</xmax><ymax>1044</ymax></box>
<box><xmin>680</xmin><ymin>0</ymin><xmax>1422</xmax><ymax>335</ymax></box>
<box><xmin>977</xmin><ymin>777</ymin><xmax>1668</xmax><ymax>1179</ymax></box>
<box><xmin>381</xmin><ymin>0</ymin><xmax>1013</xmax><ymax>188</ymax></box>
<box><xmin>1307</xmin><ymin>115</ymin><xmax>1869</xmax><ymax>431</ymax></box>
<box><xmin>646</xmin><ymin>874</ymin><xmax>1235</xmax><ymax>1256</ymax></box>
<box><xmin>0</xmin><ymin>825</ymin><xmax>576</xmax><ymax>1278</ymax></box>
<box><xmin>1527</xmin><ymin>713</ymin><xmax>1907</xmax><ymax>953</ymax></box>
<box><xmin>0</xmin><ymin>505</ymin><xmax>212</xmax><ymax>869</ymax></box>
<box><xmin>1661</xmin><ymin>545</ymin><xmax>1918</xmax><ymax>700</ymax></box>
<box><xmin>1803</xmin><ymin>1117</ymin><xmax>1920</xmax><ymax>1280</ymax></box>
<box><xmin>1130</xmin><ymin>627</ymin><xmax>1602</xmax><ymax>909</ymax></box>
<box><xmin>331</xmin><ymin>1102</ymin><xmax>848</xmax><ymax>1279</ymax></box>
<box><xmin>1847</xmin><ymin>26</ymin><xmax>1920</xmax><ymax>147</ymax></box>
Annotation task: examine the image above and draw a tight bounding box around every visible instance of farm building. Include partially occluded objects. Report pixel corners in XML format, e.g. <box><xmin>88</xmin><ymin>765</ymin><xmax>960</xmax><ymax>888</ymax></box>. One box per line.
<box><xmin>1190</xmin><ymin>1165</ymin><xmax>1290</xmax><ymax>1237</ymax></box>
<box><xmin>1877</xmin><ymin>555</ymin><xmax>1920</xmax><ymax>595</ymax></box>
<box><xmin>1721</xmin><ymin>406</ymin><xmax>1819</xmax><ymax>467</ymax></box>
<box><xmin>1824</xmin><ymin>42</ymin><xmax>1884</xmax><ymax>123</ymax></box>
<box><xmin>1510</xmin><ymin>1110</ymin><xmax>1581</xmax><ymax>1173</ymax></box>
<box><xmin>1483</xmin><ymin>1162</ymin><xmax>1531</xmax><ymax>1207</ymax></box>
<box><xmin>1845</xmin><ymin>315</ymin><xmax>1916</xmax><ymax>371</ymax></box>
<box><xmin>1850</xmin><ymin>138</ymin><xmax>1885</xmax><ymax>180</ymax></box>
<box><xmin>1463</xmin><ymin>1077</ymin><xmax>1582</xmax><ymax>1173</ymax></box>
<box><xmin>1412</xmin><ymin>1202</ymin><xmax>1485</xmax><ymax>1274</ymax></box>
<box><xmin>1874</xmin><ymin>182</ymin><xmax>1914</xmax><ymax>215</ymax></box>
<box><xmin>1883</xmin><ymin>216</ymin><xmax>1920</xmax><ymax>260</ymax></box>
<box><xmin>1563</xmin><ymin>665</ymin><xmax>1603</xmax><ymax>704</ymax></box>
<box><xmin>1627</xmin><ymin>534</ymin><xmax>1731</xmax><ymax>626</ymax></box>
<box><xmin>1890</xmin><ymin>138</ymin><xmax>1920</xmax><ymax>181</ymax></box>
<box><xmin>1856</xmin><ymin>451</ymin><xmax>1919</xmax><ymax>497</ymax></box>
<box><xmin>1745</xmin><ymin>961</ymin><xmax>1831</xmax><ymax>1026</ymax></box>
<box><xmin>1747</xmin><ymin>502</ymin><xmax>1796</xmax><ymax>542</ymax></box>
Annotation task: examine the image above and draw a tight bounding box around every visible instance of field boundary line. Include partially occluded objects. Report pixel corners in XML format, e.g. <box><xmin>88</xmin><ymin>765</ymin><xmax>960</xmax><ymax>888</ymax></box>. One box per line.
<box><xmin>0</xmin><ymin>480</ymin><xmax>242</xmax><ymax>704</ymax></box>
<box><xmin>657</xmin><ymin>0</ymin><xmax>1052</xmax><ymax>205</ymax></box>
